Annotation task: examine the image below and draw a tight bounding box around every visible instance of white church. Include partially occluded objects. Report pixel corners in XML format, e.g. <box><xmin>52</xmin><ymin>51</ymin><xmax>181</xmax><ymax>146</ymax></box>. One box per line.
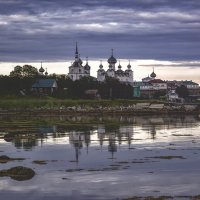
<box><xmin>97</xmin><ymin>49</ymin><xmax>133</xmax><ymax>83</ymax></box>
<box><xmin>68</xmin><ymin>43</ymin><xmax>91</xmax><ymax>81</ymax></box>
<box><xmin>68</xmin><ymin>44</ymin><xmax>133</xmax><ymax>84</ymax></box>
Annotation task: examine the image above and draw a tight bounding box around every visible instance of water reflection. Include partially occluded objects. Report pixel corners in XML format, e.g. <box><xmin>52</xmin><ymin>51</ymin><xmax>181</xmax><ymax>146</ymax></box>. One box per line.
<box><xmin>0</xmin><ymin>115</ymin><xmax>199</xmax><ymax>154</ymax></box>
<box><xmin>0</xmin><ymin>115</ymin><xmax>200</xmax><ymax>199</ymax></box>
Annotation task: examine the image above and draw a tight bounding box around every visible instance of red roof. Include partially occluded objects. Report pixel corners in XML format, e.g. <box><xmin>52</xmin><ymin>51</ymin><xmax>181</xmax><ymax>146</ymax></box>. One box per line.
<box><xmin>149</xmin><ymin>79</ymin><xmax>166</xmax><ymax>83</ymax></box>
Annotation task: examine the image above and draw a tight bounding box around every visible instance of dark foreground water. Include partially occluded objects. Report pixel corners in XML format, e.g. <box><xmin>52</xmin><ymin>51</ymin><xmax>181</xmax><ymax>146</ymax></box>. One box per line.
<box><xmin>0</xmin><ymin>115</ymin><xmax>200</xmax><ymax>200</ymax></box>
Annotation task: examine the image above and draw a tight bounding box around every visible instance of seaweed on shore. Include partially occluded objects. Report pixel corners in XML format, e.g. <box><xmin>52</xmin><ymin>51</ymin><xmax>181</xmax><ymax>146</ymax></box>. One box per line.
<box><xmin>0</xmin><ymin>155</ymin><xmax>25</xmax><ymax>163</ymax></box>
<box><xmin>0</xmin><ymin>166</ymin><xmax>35</xmax><ymax>181</ymax></box>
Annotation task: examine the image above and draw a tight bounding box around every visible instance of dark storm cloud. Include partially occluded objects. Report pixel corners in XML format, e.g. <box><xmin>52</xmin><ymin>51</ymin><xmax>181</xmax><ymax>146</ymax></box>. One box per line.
<box><xmin>0</xmin><ymin>0</ymin><xmax>200</xmax><ymax>62</ymax></box>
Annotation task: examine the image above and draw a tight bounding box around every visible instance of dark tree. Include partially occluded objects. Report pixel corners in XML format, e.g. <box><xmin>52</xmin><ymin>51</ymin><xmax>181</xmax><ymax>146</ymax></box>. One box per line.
<box><xmin>10</xmin><ymin>66</ymin><xmax>23</xmax><ymax>78</ymax></box>
<box><xmin>10</xmin><ymin>65</ymin><xmax>38</xmax><ymax>78</ymax></box>
<box><xmin>176</xmin><ymin>85</ymin><xmax>189</xmax><ymax>98</ymax></box>
<box><xmin>22</xmin><ymin>65</ymin><xmax>38</xmax><ymax>77</ymax></box>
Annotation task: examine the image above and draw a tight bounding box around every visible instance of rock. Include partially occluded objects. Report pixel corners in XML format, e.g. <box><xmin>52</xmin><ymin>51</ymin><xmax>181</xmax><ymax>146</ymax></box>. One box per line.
<box><xmin>149</xmin><ymin>104</ymin><xmax>164</xmax><ymax>110</ymax></box>
<box><xmin>135</xmin><ymin>103</ymin><xmax>150</xmax><ymax>110</ymax></box>
<box><xmin>0</xmin><ymin>166</ymin><xmax>35</xmax><ymax>181</ymax></box>
<box><xmin>0</xmin><ymin>155</ymin><xmax>10</xmax><ymax>163</ymax></box>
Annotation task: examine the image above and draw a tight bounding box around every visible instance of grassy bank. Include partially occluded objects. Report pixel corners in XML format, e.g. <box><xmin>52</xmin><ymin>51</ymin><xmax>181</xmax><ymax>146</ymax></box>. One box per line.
<box><xmin>0</xmin><ymin>96</ymin><xmax>161</xmax><ymax>109</ymax></box>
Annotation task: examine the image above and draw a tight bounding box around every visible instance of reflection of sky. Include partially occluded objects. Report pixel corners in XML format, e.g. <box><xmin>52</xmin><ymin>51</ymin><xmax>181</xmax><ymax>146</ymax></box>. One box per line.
<box><xmin>0</xmin><ymin>117</ymin><xmax>200</xmax><ymax>199</ymax></box>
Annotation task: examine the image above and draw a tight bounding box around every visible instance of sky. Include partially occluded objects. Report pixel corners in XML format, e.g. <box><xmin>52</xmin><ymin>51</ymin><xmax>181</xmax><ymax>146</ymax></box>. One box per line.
<box><xmin>0</xmin><ymin>0</ymin><xmax>200</xmax><ymax>83</ymax></box>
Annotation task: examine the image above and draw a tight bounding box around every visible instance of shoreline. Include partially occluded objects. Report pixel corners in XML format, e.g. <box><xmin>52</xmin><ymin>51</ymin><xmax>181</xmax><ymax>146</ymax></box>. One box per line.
<box><xmin>0</xmin><ymin>98</ymin><xmax>199</xmax><ymax>116</ymax></box>
<box><xmin>0</xmin><ymin>107</ymin><xmax>199</xmax><ymax>116</ymax></box>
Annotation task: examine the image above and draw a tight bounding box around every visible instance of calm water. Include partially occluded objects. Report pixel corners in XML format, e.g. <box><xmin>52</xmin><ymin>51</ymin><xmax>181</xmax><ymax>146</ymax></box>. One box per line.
<box><xmin>0</xmin><ymin>115</ymin><xmax>200</xmax><ymax>200</ymax></box>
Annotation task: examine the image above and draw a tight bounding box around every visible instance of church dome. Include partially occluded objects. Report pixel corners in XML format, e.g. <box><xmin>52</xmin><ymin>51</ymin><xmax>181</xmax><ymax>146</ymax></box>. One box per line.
<box><xmin>127</xmin><ymin>61</ymin><xmax>132</xmax><ymax>69</ymax></box>
<box><xmin>39</xmin><ymin>67</ymin><xmax>44</xmax><ymax>73</ymax></box>
<box><xmin>78</xmin><ymin>57</ymin><xmax>83</xmax><ymax>65</ymax></box>
<box><xmin>108</xmin><ymin>55</ymin><xmax>117</xmax><ymax>64</ymax></box>
<box><xmin>99</xmin><ymin>63</ymin><xmax>103</xmax><ymax>69</ymax></box>
<box><xmin>150</xmin><ymin>71</ymin><xmax>156</xmax><ymax>78</ymax></box>
<box><xmin>118</xmin><ymin>63</ymin><xmax>122</xmax><ymax>69</ymax></box>
<box><xmin>84</xmin><ymin>63</ymin><xmax>91</xmax><ymax>70</ymax></box>
<box><xmin>150</xmin><ymin>68</ymin><xmax>156</xmax><ymax>78</ymax></box>
<box><xmin>107</xmin><ymin>49</ymin><xmax>117</xmax><ymax>64</ymax></box>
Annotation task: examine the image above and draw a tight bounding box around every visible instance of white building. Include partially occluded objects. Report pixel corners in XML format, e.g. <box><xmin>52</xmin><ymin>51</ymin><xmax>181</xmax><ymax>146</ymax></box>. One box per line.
<box><xmin>167</xmin><ymin>90</ymin><xmax>179</xmax><ymax>101</ymax></box>
<box><xmin>148</xmin><ymin>79</ymin><xmax>168</xmax><ymax>90</ymax></box>
<box><xmin>97</xmin><ymin>50</ymin><xmax>133</xmax><ymax>83</ymax></box>
<box><xmin>68</xmin><ymin>43</ymin><xmax>90</xmax><ymax>81</ymax></box>
<box><xmin>142</xmin><ymin>67</ymin><xmax>156</xmax><ymax>82</ymax></box>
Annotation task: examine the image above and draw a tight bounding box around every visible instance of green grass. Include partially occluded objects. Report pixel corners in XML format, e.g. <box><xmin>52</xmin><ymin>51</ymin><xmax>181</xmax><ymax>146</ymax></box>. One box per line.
<box><xmin>0</xmin><ymin>96</ymin><xmax>161</xmax><ymax>109</ymax></box>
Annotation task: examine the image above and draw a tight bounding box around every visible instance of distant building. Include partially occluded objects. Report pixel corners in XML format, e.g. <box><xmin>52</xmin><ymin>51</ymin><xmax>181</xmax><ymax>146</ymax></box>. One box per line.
<box><xmin>97</xmin><ymin>49</ymin><xmax>133</xmax><ymax>83</ymax></box>
<box><xmin>167</xmin><ymin>90</ymin><xmax>179</xmax><ymax>102</ymax></box>
<box><xmin>166</xmin><ymin>80</ymin><xmax>200</xmax><ymax>99</ymax></box>
<box><xmin>148</xmin><ymin>79</ymin><xmax>167</xmax><ymax>90</ymax></box>
<box><xmin>134</xmin><ymin>69</ymin><xmax>167</xmax><ymax>98</ymax></box>
<box><xmin>32</xmin><ymin>79</ymin><xmax>58</xmax><ymax>95</ymax></box>
<box><xmin>184</xmin><ymin>81</ymin><xmax>200</xmax><ymax>98</ymax></box>
<box><xmin>68</xmin><ymin>43</ymin><xmax>91</xmax><ymax>81</ymax></box>
<box><xmin>142</xmin><ymin>67</ymin><xmax>156</xmax><ymax>82</ymax></box>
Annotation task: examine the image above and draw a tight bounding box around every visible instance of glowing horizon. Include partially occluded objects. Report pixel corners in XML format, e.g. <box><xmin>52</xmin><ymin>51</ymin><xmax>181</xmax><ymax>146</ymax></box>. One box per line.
<box><xmin>1</xmin><ymin>59</ymin><xmax>200</xmax><ymax>84</ymax></box>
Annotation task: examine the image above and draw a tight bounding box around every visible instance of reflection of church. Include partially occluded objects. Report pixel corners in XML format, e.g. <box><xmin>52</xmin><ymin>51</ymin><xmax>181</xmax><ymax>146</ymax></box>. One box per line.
<box><xmin>69</xmin><ymin>131</ymin><xmax>91</xmax><ymax>162</ymax></box>
<box><xmin>97</xmin><ymin>125</ymin><xmax>134</xmax><ymax>158</ymax></box>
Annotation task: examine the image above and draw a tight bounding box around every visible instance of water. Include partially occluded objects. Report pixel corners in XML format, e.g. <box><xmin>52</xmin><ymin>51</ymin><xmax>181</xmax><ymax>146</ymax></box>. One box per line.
<box><xmin>0</xmin><ymin>115</ymin><xmax>200</xmax><ymax>199</ymax></box>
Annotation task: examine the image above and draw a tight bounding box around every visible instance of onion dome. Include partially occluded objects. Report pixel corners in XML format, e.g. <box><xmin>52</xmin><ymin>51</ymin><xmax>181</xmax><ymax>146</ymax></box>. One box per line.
<box><xmin>99</xmin><ymin>61</ymin><xmax>103</xmax><ymax>69</ymax></box>
<box><xmin>39</xmin><ymin>67</ymin><xmax>44</xmax><ymax>73</ymax></box>
<box><xmin>107</xmin><ymin>49</ymin><xmax>117</xmax><ymax>64</ymax></box>
<box><xmin>150</xmin><ymin>71</ymin><xmax>156</xmax><ymax>78</ymax></box>
<box><xmin>99</xmin><ymin>63</ymin><xmax>103</xmax><ymax>69</ymax></box>
<box><xmin>45</xmin><ymin>68</ymin><xmax>48</xmax><ymax>76</ymax></box>
<box><xmin>118</xmin><ymin>61</ymin><xmax>122</xmax><ymax>70</ymax></box>
<box><xmin>98</xmin><ymin>61</ymin><xmax>105</xmax><ymax>73</ymax></box>
<box><xmin>84</xmin><ymin>63</ymin><xmax>90</xmax><ymax>70</ymax></box>
<box><xmin>84</xmin><ymin>57</ymin><xmax>91</xmax><ymax>70</ymax></box>
<box><xmin>150</xmin><ymin>67</ymin><xmax>156</xmax><ymax>78</ymax></box>
<box><xmin>84</xmin><ymin>62</ymin><xmax>91</xmax><ymax>70</ymax></box>
<box><xmin>39</xmin><ymin>62</ymin><xmax>44</xmax><ymax>73</ymax></box>
<box><xmin>127</xmin><ymin>60</ymin><xmax>131</xmax><ymax>69</ymax></box>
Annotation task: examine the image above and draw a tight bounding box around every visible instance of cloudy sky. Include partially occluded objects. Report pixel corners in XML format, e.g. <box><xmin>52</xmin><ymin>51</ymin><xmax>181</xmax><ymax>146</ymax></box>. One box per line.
<box><xmin>0</xmin><ymin>0</ymin><xmax>200</xmax><ymax>82</ymax></box>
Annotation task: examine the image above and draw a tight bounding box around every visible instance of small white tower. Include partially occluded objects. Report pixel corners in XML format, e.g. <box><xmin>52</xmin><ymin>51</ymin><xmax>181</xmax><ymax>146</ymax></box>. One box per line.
<box><xmin>125</xmin><ymin>60</ymin><xmax>133</xmax><ymax>83</ymax></box>
<box><xmin>97</xmin><ymin>60</ymin><xmax>106</xmax><ymax>82</ymax></box>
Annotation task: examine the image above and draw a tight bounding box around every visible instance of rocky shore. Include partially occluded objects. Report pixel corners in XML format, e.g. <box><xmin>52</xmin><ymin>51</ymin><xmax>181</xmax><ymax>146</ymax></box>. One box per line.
<box><xmin>0</xmin><ymin>102</ymin><xmax>199</xmax><ymax>116</ymax></box>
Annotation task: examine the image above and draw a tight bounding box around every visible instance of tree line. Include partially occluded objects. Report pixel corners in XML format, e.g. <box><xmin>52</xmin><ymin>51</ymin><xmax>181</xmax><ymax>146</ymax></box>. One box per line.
<box><xmin>0</xmin><ymin>65</ymin><xmax>133</xmax><ymax>99</ymax></box>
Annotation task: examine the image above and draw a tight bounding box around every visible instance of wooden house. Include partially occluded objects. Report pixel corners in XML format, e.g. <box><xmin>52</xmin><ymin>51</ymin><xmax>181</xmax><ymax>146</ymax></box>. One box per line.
<box><xmin>32</xmin><ymin>79</ymin><xmax>58</xmax><ymax>95</ymax></box>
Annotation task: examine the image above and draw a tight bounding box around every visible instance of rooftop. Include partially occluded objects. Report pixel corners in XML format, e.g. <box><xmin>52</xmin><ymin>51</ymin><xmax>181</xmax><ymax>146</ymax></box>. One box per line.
<box><xmin>32</xmin><ymin>79</ymin><xmax>57</xmax><ymax>88</ymax></box>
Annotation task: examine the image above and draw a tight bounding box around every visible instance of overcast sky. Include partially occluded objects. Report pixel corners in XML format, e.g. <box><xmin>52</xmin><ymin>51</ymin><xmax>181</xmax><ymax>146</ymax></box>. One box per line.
<box><xmin>0</xmin><ymin>0</ymin><xmax>200</xmax><ymax>62</ymax></box>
